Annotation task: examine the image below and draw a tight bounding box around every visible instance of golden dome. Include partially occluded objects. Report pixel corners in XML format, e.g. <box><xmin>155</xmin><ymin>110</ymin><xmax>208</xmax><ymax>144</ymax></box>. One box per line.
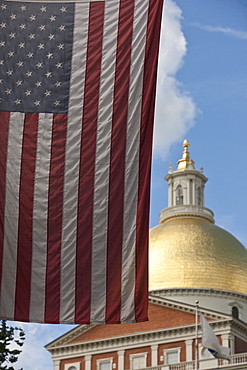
<box><xmin>149</xmin><ymin>139</ymin><xmax>247</xmax><ymax>295</ymax></box>
<box><xmin>149</xmin><ymin>217</ymin><xmax>247</xmax><ymax>295</ymax></box>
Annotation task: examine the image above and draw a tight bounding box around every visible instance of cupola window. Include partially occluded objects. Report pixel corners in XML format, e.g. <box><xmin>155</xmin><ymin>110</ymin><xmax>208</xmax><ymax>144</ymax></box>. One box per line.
<box><xmin>176</xmin><ymin>185</ymin><xmax>183</xmax><ymax>205</ymax></box>
<box><xmin>197</xmin><ymin>186</ymin><xmax>202</xmax><ymax>206</ymax></box>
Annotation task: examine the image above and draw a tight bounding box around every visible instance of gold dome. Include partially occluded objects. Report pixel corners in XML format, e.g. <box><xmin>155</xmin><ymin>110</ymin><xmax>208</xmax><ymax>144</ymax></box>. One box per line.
<box><xmin>149</xmin><ymin>217</ymin><xmax>247</xmax><ymax>295</ymax></box>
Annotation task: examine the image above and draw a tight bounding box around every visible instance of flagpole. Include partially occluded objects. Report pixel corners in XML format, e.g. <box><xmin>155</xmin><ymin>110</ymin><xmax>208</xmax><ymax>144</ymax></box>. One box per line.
<box><xmin>195</xmin><ymin>300</ymin><xmax>199</xmax><ymax>370</ymax></box>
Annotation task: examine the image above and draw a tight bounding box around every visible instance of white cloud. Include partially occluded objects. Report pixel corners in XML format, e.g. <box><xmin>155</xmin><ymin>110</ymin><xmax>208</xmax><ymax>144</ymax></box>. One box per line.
<box><xmin>153</xmin><ymin>0</ymin><xmax>197</xmax><ymax>160</ymax></box>
<box><xmin>192</xmin><ymin>22</ymin><xmax>247</xmax><ymax>40</ymax></box>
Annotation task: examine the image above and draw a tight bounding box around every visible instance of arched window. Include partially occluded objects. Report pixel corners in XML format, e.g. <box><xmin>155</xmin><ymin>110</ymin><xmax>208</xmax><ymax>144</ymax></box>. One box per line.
<box><xmin>232</xmin><ymin>306</ymin><xmax>239</xmax><ymax>319</ymax></box>
<box><xmin>176</xmin><ymin>185</ymin><xmax>183</xmax><ymax>205</ymax></box>
<box><xmin>197</xmin><ymin>186</ymin><xmax>202</xmax><ymax>206</ymax></box>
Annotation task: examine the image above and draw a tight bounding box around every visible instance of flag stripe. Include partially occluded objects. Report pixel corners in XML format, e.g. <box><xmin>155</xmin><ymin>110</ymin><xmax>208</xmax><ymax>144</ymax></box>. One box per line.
<box><xmin>75</xmin><ymin>1</ymin><xmax>105</xmax><ymax>323</ymax></box>
<box><xmin>45</xmin><ymin>114</ymin><xmax>68</xmax><ymax>323</ymax></box>
<box><xmin>14</xmin><ymin>113</ymin><xmax>39</xmax><ymax>321</ymax></box>
<box><xmin>59</xmin><ymin>2</ymin><xmax>89</xmax><ymax>324</ymax></box>
<box><xmin>30</xmin><ymin>113</ymin><xmax>53</xmax><ymax>322</ymax></box>
<box><xmin>0</xmin><ymin>112</ymin><xmax>10</xmax><ymax>291</ymax></box>
<box><xmin>104</xmin><ymin>0</ymin><xmax>135</xmax><ymax>324</ymax></box>
<box><xmin>90</xmin><ymin>0</ymin><xmax>119</xmax><ymax>324</ymax></box>
<box><xmin>1</xmin><ymin>112</ymin><xmax>24</xmax><ymax>318</ymax></box>
<box><xmin>120</xmin><ymin>0</ymin><xmax>149</xmax><ymax>323</ymax></box>
<box><xmin>134</xmin><ymin>0</ymin><xmax>163</xmax><ymax>321</ymax></box>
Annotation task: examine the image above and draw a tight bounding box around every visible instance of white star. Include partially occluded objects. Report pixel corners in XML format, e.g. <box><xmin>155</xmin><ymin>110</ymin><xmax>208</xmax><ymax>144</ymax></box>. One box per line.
<box><xmin>30</xmin><ymin>15</ymin><xmax>36</xmax><ymax>21</ymax></box>
<box><xmin>38</xmin><ymin>43</ymin><xmax>44</xmax><ymax>50</ymax></box>
<box><xmin>36</xmin><ymin>62</ymin><xmax>43</xmax><ymax>68</ymax></box>
<box><xmin>16</xmin><ymin>80</ymin><xmax>22</xmax><ymax>86</ymax></box>
<box><xmin>6</xmin><ymin>70</ymin><xmax>13</xmax><ymax>76</ymax></box>
<box><xmin>0</xmin><ymin>60</ymin><xmax>3</xmax><ymax>65</ymax></box>
<box><xmin>57</xmin><ymin>44</ymin><xmax>64</xmax><ymax>50</ymax></box>
<box><xmin>20</xmin><ymin>5</ymin><xmax>26</xmax><ymax>11</ymax></box>
<box><xmin>5</xmin><ymin>88</ymin><xmax>12</xmax><ymax>95</ymax></box>
<box><xmin>19</xmin><ymin>24</ymin><xmax>26</xmax><ymax>30</ymax></box>
<box><xmin>35</xmin><ymin>81</ymin><xmax>42</xmax><ymax>87</ymax></box>
<box><xmin>0</xmin><ymin>79</ymin><xmax>2</xmax><ymax>83</ymax></box>
<box><xmin>59</xmin><ymin>25</ymin><xmax>65</xmax><ymax>31</ymax></box>
<box><xmin>8</xmin><ymin>51</ymin><xmax>14</xmax><ymax>57</ymax></box>
<box><xmin>1</xmin><ymin>4</ymin><xmax>7</xmax><ymax>10</ymax></box>
<box><xmin>0</xmin><ymin>22</ymin><xmax>6</xmax><ymax>28</ymax></box>
<box><xmin>50</xmin><ymin>15</ymin><xmax>56</xmax><ymax>22</ymax></box>
<box><xmin>40</xmin><ymin>6</ymin><xmax>47</xmax><ymax>12</ymax></box>
<box><xmin>26</xmin><ymin>71</ymin><xmax>32</xmax><ymax>77</ymax></box>
<box><xmin>25</xmin><ymin>90</ymin><xmax>31</xmax><ymax>96</ymax></box>
<box><xmin>54</xmin><ymin>100</ymin><xmax>60</xmax><ymax>106</ymax></box>
<box><xmin>47</xmin><ymin>52</ymin><xmax>53</xmax><ymax>59</ymax></box>
<box><xmin>29</xmin><ymin>34</ymin><xmax>35</xmax><ymax>40</ymax></box>
<box><xmin>17</xmin><ymin>61</ymin><xmax>24</xmax><ymax>67</ymax></box>
<box><xmin>9</xmin><ymin>32</ymin><xmax>15</xmax><ymax>38</ymax></box>
<box><xmin>34</xmin><ymin>100</ymin><xmax>40</xmax><ymax>106</ymax></box>
<box><xmin>0</xmin><ymin>41</ymin><xmax>5</xmax><ymax>47</ymax></box>
<box><xmin>48</xmin><ymin>34</ymin><xmax>55</xmax><ymax>40</ymax></box>
<box><xmin>55</xmin><ymin>81</ymin><xmax>61</xmax><ymax>87</ymax></box>
<box><xmin>39</xmin><ymin>25</ymin><xmax>45</xmax><ymax>31</ymax></box>
<box><xmin>45</xmin><ymin>72</ymin><xmax>52</xmax><ymax>78</ymax></box>
<box><xmin>15</xmin><ymin>99</ymin><xmax>21</xmax><ymax>105</ymax></box>
<box><xmin>10</xmin><ymin>14</ymin><xmax>16</xmax><ymax>20</ymax></box>
<box><xmin>60</xmin><ymin>6</ymin><xmax>67</xmax><ymax>12</ymax></box>
<box><xmin>45</xmin><ymin>90</ymin><xmax>51</xmax><ymax>97</ymax></box>
<box><xmin>18</xmin><ymin>42</ymin><xmax>25</xmax><ymax>48</ymax></box>
<box><xmin>56</xmin><ymin>62</ymin><xmax>62</xmax><ymax>68</ymax></box>
<box><xmin>27</xmin><ymin>52</ymin><xmax>33</xmax><ymax>58</ymax></box>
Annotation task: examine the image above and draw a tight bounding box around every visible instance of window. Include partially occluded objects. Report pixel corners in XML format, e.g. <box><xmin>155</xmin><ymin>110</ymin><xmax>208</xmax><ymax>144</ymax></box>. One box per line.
<box><xmin>197</xmin><ymin>186</ymin><xmax>202</xmax><ymax>205</ymax></box>
<box><xmin>176</xmin><ymin>185</ymin><xmax>183</xmax><ymax>205</ymax></box>
<box><xmin>97</xmin><ymin>358</ymin><xmax>113</xmax><ymax>370</ymax></box>
<box><xmin>65</xmin><ymin>363</ymin><xmax>80</xmax><ymax>370</ymax></box>
<box><xmin>130</xmin><ymin>353</ymin><xmax>147</xmax><ymax>370</ymax></box>
<box><xmin>164</xmin><ymin>348</ymin><xmax>181</xmax><ymax>365</ymax></box>
<box><xmin>232</xmin><ymin>306</ymin><xmax>239</xmax><ymax>319</ymax></box>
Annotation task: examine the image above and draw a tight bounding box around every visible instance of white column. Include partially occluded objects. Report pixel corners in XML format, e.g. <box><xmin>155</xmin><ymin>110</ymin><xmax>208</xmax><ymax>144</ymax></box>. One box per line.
<box><xmin>229</xmin><ymin>335</ymin><xmax>235</xmax><ymax>355</ymax></box>
<box><xmin>53</xmin><ymin>360</ymin><xmax>60</xmax><ymax>370</ymax></box>
<box><xmin>185</xmin><ymin>339</ymin><xmax>193</xmax><ymax>362</ymax></box>
<box><xmin>85</xmin><ymin>355</ymin><xmax>92</xmax><ymax>370</ymax></box>
<box><xmin>151</xmin><ymin>345</ymin><xmax>158</xmax><ymax>366</ymax></box>
<box><xmin>118</xmin><ymin>350</ymin><xmax>125</xmax><ymax>370</ymax></box>
<box><xmin>221</xmin><ymin>334</ymin><xmax>229</xmax><ymax>349</ymax></box>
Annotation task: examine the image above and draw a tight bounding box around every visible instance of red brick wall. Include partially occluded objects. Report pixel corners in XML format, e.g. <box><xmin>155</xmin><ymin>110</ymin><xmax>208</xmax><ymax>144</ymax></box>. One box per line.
<box><xmin>68</xmin><ymin>303</ymin><xmax>195</xmax><ymax>344</ymax></box>
<box><xmin>235</xmin><ymin>337</ymin><xmax>247</xmax><ymax>354</ymax></box>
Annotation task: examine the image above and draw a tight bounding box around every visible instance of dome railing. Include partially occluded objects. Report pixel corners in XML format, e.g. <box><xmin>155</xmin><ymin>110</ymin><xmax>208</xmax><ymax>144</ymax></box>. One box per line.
<box><xmin>159</xmin><ymin>205</ymin><xmax>215</xmax><ymax>224</ymax></box>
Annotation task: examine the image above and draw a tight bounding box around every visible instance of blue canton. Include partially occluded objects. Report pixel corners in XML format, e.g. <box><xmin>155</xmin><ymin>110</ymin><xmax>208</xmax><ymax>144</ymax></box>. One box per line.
<box><xmin>0</xmin><ymin>1</ymin><xmax>74</xmax><ymax>113</ymax></box>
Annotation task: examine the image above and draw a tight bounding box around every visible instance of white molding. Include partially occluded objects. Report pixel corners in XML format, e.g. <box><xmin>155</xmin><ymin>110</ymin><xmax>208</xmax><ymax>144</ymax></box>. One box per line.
<box><xmin>65</xmin><ymin>362</ymin><xmax>80</xmax><ymax>370</ymax></box>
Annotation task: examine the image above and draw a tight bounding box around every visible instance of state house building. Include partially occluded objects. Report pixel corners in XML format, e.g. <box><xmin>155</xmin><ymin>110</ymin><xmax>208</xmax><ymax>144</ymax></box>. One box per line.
<box><xmin>46</xmin><ymin>140</ymin><xmax>247</xmax><ymax>370</ymax></box>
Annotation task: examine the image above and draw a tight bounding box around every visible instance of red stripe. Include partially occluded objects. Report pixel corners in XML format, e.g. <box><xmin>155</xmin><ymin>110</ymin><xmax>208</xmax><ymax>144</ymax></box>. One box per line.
<box><xmin>14</xmin><ymin>113</ymin><xmax>39</xmax><ymax>321</ymax></box>
<box><xmin>75</xmin><ymin>1</ymin><xmax>104</xmax><ymax>323</ymax></box>
<box><xmin>45</xmin><ymin>113</ymin><xmax>67</xmax><ymax>323</ymax></box>
<box><xmin>0</xmin><ymin>112</ymin><xmax>10</xmax><ymax>293</ymax></box>
<box><xmin>105</xmin><ymin>0</ymin><xmax>135</xmax><ymax>324</ymax></box>
<box><xmin>134</xmin><ymin>0</ymin><xmax>163</xmax><ymax>322</ymax></box>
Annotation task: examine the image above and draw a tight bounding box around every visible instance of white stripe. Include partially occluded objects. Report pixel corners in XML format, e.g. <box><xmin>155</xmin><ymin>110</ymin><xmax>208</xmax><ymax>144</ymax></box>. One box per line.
<box><xmin>29</xmin><ymin>113</ymin><xmax>53</xmax><ymax>323</ymax></box>
<box><xmin>121</xmin><ymin>0</ymin><xmax>149</xmax><ymax>322</ymax></box>
<box><xmin>59</xmin><ymin>2</ymin><xmax>90</xmax><ymax>323</ymax></box>
<box><xmin>0</xmin><ymin>112</ymin><xmax>25</xmax><ymax>319</ymax></box>
<box><xmin>90</xmin><ymin>0</ymin><xmax>120</xmax><ymax>324</ymax></box>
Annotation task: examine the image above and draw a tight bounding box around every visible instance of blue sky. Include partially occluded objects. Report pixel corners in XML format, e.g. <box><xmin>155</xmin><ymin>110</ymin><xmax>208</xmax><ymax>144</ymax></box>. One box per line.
<box><xmin>10</xmin><ymin>0</ymin><xmax>247</xmax><ymax>368</ymax></box>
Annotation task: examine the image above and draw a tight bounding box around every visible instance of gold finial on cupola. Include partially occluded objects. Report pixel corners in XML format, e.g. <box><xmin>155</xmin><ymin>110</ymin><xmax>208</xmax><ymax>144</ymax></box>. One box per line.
<box><xmin>177</xmin><ymin>139</ymin><xmax>195</xmax><ymax>171</ymax></box>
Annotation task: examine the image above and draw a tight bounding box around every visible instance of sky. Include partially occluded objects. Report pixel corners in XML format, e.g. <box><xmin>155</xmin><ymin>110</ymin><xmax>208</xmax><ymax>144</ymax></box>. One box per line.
<box><xmin>6</xmin><ymin>0</ymin><xmax>247</xmax><ymax>368</ymax></box>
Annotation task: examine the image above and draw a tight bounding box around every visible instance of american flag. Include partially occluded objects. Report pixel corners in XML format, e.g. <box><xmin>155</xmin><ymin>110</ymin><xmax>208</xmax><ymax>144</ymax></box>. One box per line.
<box><xmin>0</xmin><ymin>0</ymin><xmax>163</xmax><ymax>324</ymax></box>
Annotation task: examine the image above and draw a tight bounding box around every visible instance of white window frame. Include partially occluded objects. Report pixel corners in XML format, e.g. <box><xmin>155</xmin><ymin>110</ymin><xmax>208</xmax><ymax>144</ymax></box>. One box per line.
<box><xmin>163</xmin><ymin>348</ymin><xmax>181</xmax><ymax>365</ymax></box>
<box><xmin>64</xmin><ymin>363</ymin><xmax>80</xmax><ymax>370</ymax></box>
<box><xmin>129</xmin><ymin>353</ymin><xmax>148</xmax><ymax>370</ymax></box>
<box><xmin>97</xmin><ymin>357</ymin><xmax>113</xmax><ymax>370</ymax></box>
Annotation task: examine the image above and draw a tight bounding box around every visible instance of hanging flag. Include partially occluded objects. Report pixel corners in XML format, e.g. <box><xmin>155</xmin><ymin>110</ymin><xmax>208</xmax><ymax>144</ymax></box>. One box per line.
<box><xmin>0</xmin><ymin>0</ymin><xmax>164</xmax><ymax>324</ymax></box>
<box><xmin>200</xmin><ymin>313</ymin><xmax>230</xmax><ymax>360</ymax></box>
